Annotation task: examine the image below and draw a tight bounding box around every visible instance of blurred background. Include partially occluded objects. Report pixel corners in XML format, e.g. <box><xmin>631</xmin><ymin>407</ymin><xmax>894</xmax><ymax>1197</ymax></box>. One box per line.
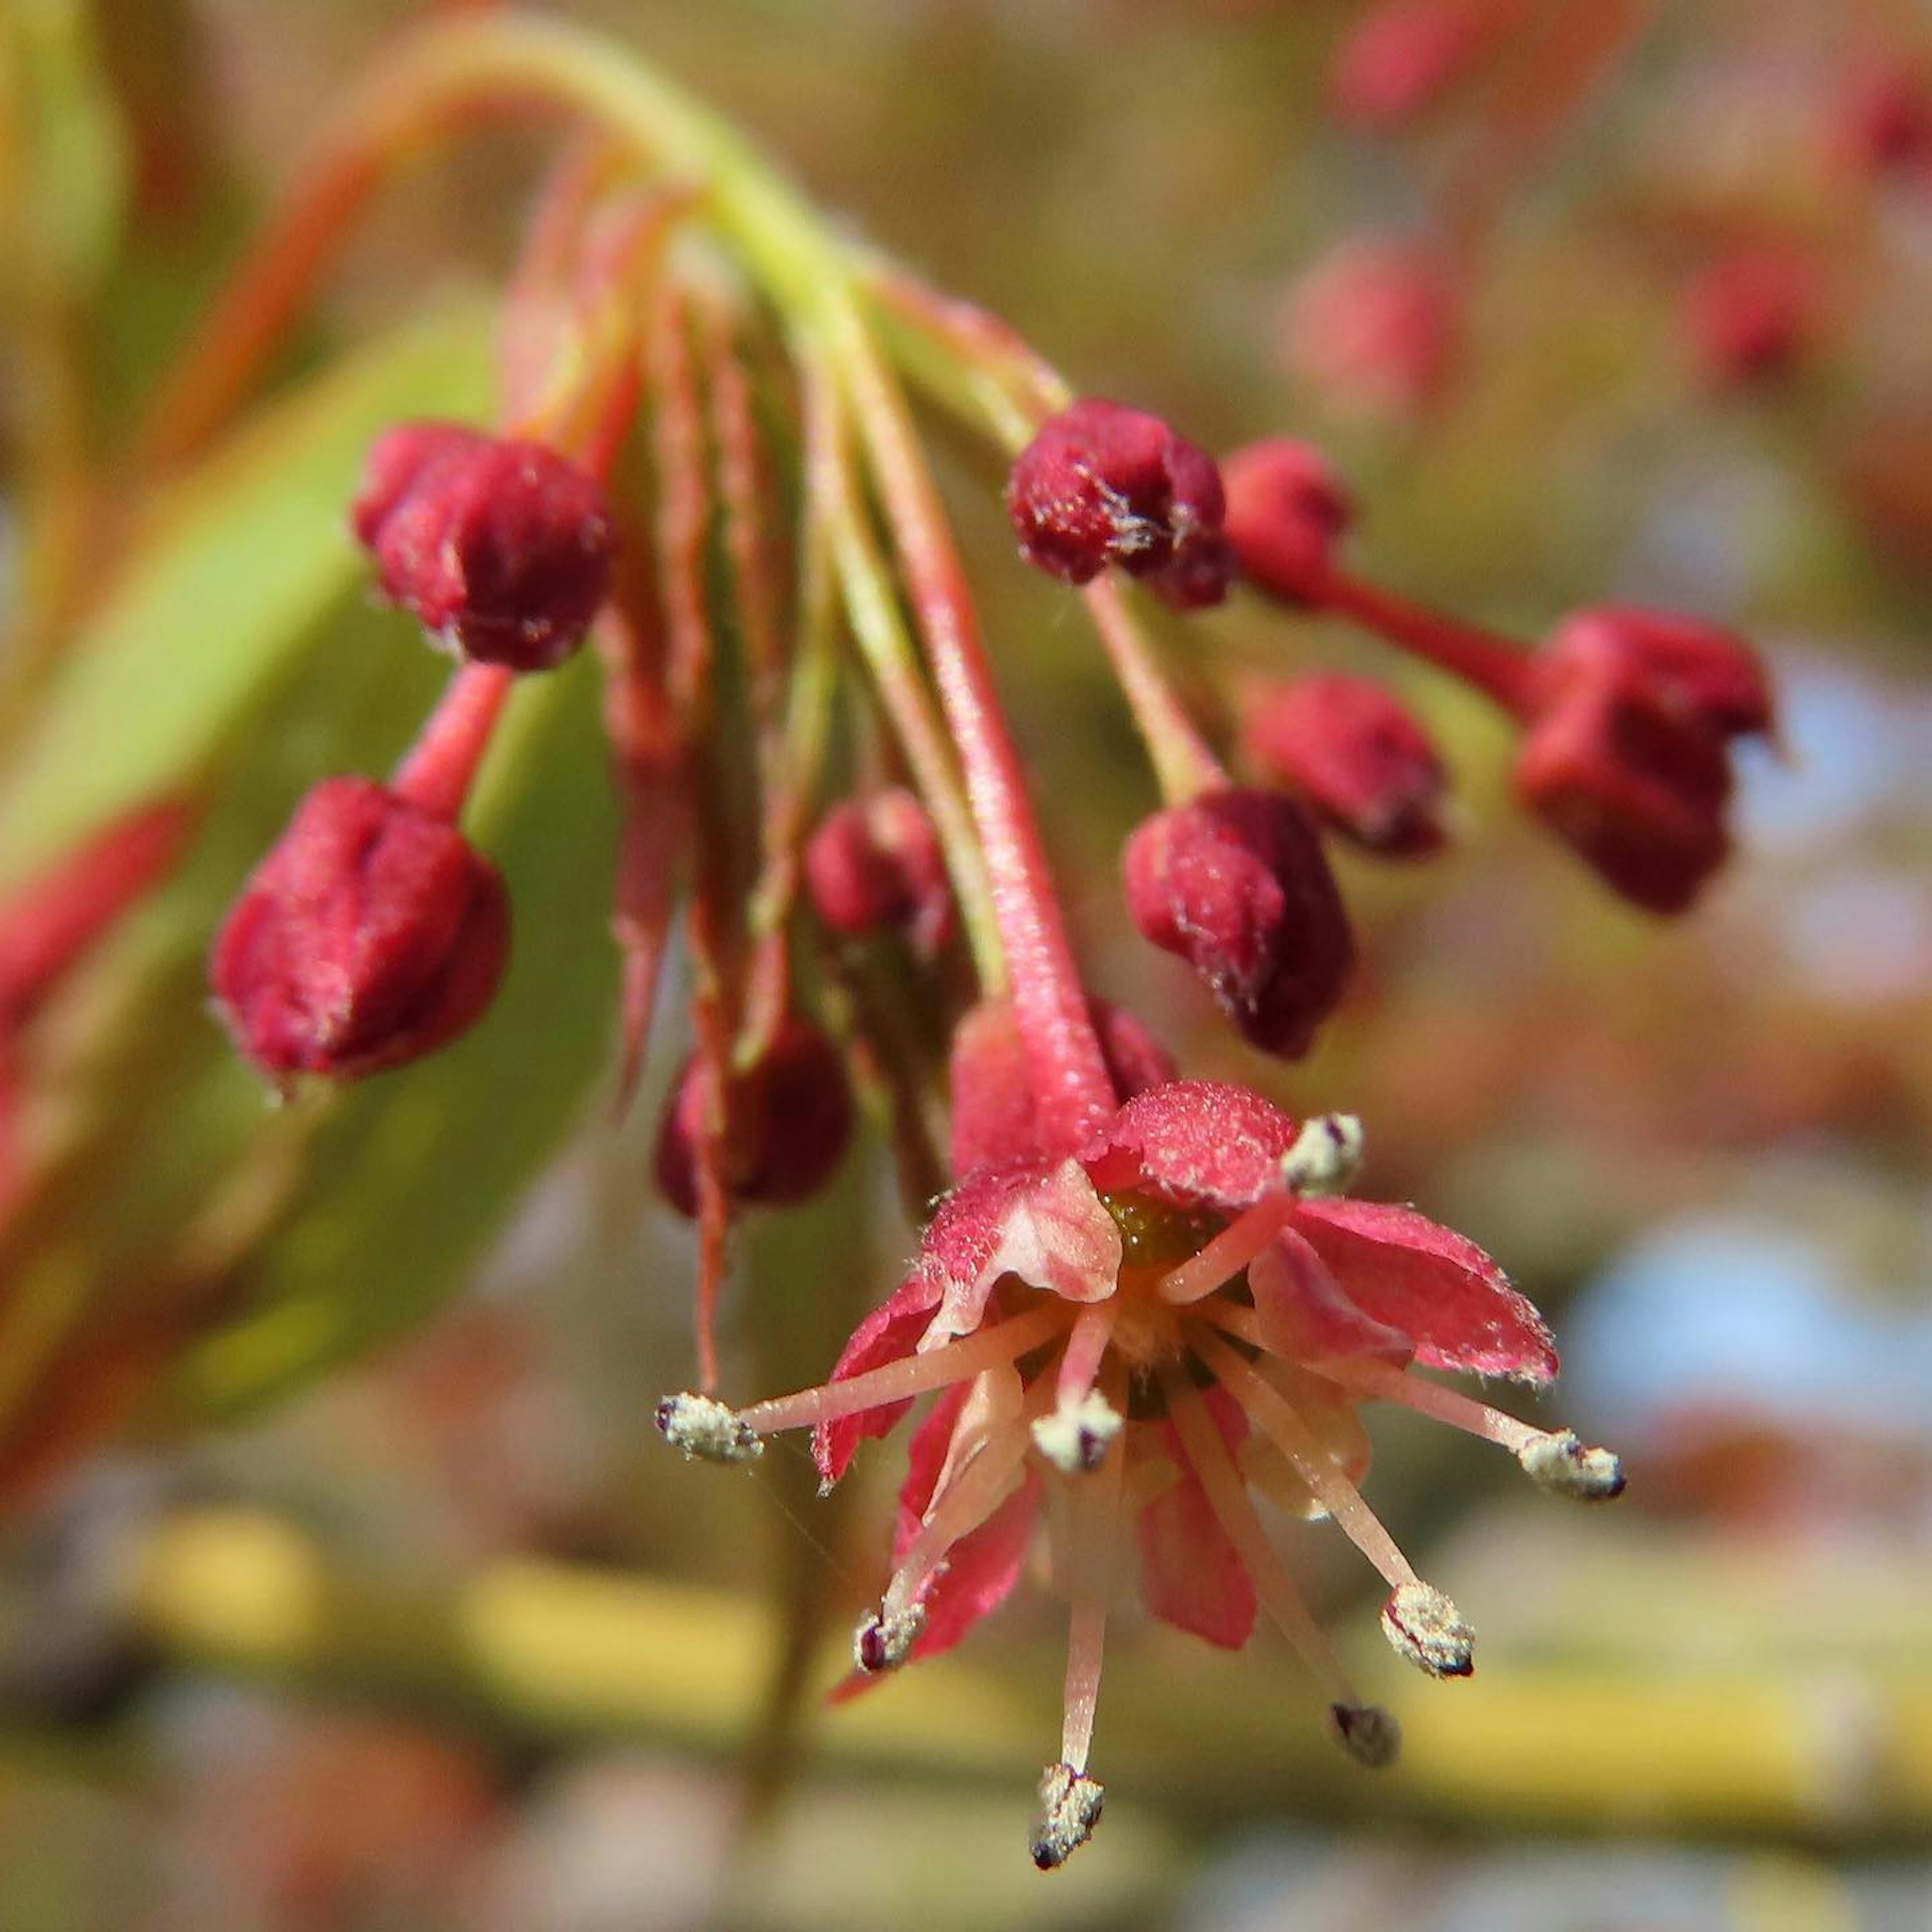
<box><xmin>1</xmin><ymin>0</ymin><xmax>1929</xmax><ymax>1925</ymax></box>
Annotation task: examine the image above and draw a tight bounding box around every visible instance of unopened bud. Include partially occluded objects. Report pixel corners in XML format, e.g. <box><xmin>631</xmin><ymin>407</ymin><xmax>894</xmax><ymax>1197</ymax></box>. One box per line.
<box><xmin>1240</xmin><ymin>673</ymin><xmax>1447</xmax><ymax>856</ymax></box>
<box><xmin>209</xmin><ymin>776</ymin><xmax>508</xmax><ymax>1084</ymax></box>
<box><xmin>1382</xmin><ymin>1581</ymin><xmax>1474</xmax><ymax>1679</ymax></box>
<box><xmin>654</xmin><ymin>1392</ymin><xmax>764</xmax><ymax>1465</ymax></box>
<box><xmin>355</xmin><ymin>424</ymin><xmax>615</xmax><ymax>672</ymax></box>
<box><xmin>654</xmin><ymin>1015</ymin><xmax>853</xmax><ymax>1217</ymax></box>
<box><xmin>1281</xmin><ymin>236</ymin><xmax>1463</xmax><ymax>422</ymax></box>
<box><xmin>1007</xmin><ymin>398</ymin><xmax>1232</xmax><ymax>607</ymax></box>
<box><xmin>1327</xmin><ymin>1701</ymin><xmax>1402</xmax><ymax>1769</ymax></box>
<box><xmin>1518</xmin><ymin>1428</ymin><xmax>1626</xmax><ymax>1502</ymax></box>
<box><xmin>1122</xmin><ymin>787</ymin><xmax>1354</xmax><ymax>1062</ymax></box>
<box><xmin>1030</xmin><ymin>1761</ymin><xmax>1104</xmax><ymax>1871</ymax></box>
<box><xmin>804</xmin><ymin>788</ymin><xmax>955</xmax><ymax>959</ymax></box>
<box><xmin>1030</xmin><ymin>1392</ymin><xmax>1124</xmax><ymax>1475</ymax></box>
<box><xmin>854</xmin><ymin>1602</ymin><xmax>926</xmax><ymax>1673</ymax></box>
<box><xmin>1222</xmin><ymin>440</ymin><xmax>1354</xmax><ymax>608</ymax></box>
<box><xmin>1280</xmin><ymin>1112</ymin><xmax>1364</xmax><ymax>1197</ymax></box>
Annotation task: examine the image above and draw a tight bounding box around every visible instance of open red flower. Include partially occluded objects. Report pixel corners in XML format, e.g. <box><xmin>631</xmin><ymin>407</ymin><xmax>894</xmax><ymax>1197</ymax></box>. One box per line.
<box><xmin>659</xmin><ymin>1079</ymin><xmax>1619</xmax><ymax>1867</ymax></box>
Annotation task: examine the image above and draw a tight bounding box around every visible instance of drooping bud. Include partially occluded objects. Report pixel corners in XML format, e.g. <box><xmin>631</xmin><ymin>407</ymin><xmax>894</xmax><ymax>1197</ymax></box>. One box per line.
<box><xmin>1241</xmin><ymin>674</ymin><xmax>1446</xmax><ymax>856</ymax></box>
<box><xmin>1030</xmin><ymin>1762</ymin><xmax>1104</xmax><ymax>1871</ymax></box>
<box><xmin>1381</xmin><ymin>1580</ymin><xmax>1475</xmax><ymax>1678</ymax></box>
<box><xmin>1006</xmin><ymin>398</ymin><xmax>1233</xmax><ymax>607</ymax></box>
<box><xmin>1516</xmin><ymin>606</ymin><xmax>1772</xmax><ymax>914</ymax></box>
<box><xmin>1281</xmin><ymin>236</ymin><xmax>1463</xmax><ymax>421</ymax></box>
<box><xmin>1327</xmin><ymin>1701</ymin><xmax>1403</xmax><ymax>1769</ymax></box>
<box><xmin>1221</xmin><ymin>440</ymin><xmax>1355</xmax><ymax>608</ymax></box>
<box><xmin>853</xmin><ymin>1602</ymin><xmax>926</xmax><ymax>1673</ymax></box>
<box><xmin>804</xmin><ymin>787</ymin><xmax>955</xmax><ymax>960</ymax></box>
<box><xmin>354</xmin><ymin>424</ymin><xmax>615</xmax><ymax>672</ymax></box>
<box><xmin>946</xmin><ymin>996</ymin><xmax>1174</xmax><ymax>1176</ymax></box>
<box><xmin>1680</xmin><ymin>246</ymin><xmax>1822</xmax><ymax>393</ymax></box>
<box><xmin>1327</xmin><ymin>0</ymin><xmax>1503</xmax><ymax>132</ymax></box>
<box><xmin>653</xmin><ymin>1014</ymin><xmax>854</xmax><ymax>1217</ymax></box>
<box><xmin>654</xmin><ymin>1392</ymin><xmax>765</xmax><ymax>1464</ymax></box>
<box><xmin>1518</xmin><ymin>1428</ymin><xmax>1626</xmax><ymax>1501</ymax></box>
<box><xmin>1122</xmin><ymin>789</ymin><xmax>1355</xmax><ymax>1061</ymax></box>
<box><xmin>209</xmin><ymin>776</ymin><xmax>509</xmax><ymax>1083</ymax></box>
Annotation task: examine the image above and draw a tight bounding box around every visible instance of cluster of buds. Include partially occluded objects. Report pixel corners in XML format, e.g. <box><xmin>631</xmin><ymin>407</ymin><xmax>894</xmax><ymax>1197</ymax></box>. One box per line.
<box><xmin>211</xmin><ymin>427</ymin><xmax>614</xmax><ymax>1087</ymax></box>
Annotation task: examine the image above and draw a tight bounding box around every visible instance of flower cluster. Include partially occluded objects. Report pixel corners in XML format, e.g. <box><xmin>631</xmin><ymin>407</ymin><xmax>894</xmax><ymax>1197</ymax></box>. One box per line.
<box><xmin>159</xmin><ymin>12</ymin><xmax>1776</xmax><ymax>1870</ymax></box>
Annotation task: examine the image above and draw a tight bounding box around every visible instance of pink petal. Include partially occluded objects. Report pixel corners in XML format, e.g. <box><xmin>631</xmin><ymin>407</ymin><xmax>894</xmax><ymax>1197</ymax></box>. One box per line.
<box><xmin>1250</xmin><ymin>1231</ymin><xmax>1414</xmax><ymax>1365</ymax></box>
<box><xmin>1136</xmin><ymin>1389</ymin><xmax>1258</xmax><ymax>1649</ymax></box>
<box><xmin>813</xmin><ymin>1160</ymin><xmax>1071</xmax><ymax>1483</ymax></box>
<box><xmin>1294</xmin><ymin>1198</ymin><xmax>1559</xmax><ymax>1382</ymax></box>
<box><xmin>890</xmin><ymin>1382</ymin><xmax>1039</xmax><ymax>1663</ymax></box>
<box><xmin>811</xmin><ymin>1268</ymin><xmax>945</xmax><ymax>1485</ymax></box>
<box><xmin>1082</xmin><ymin>1080</ymin><xmax>1301</xmax><ymax>1208</ymax></box>
<box><xmin>925</xmin><ymin>1158</ymin><xmax>1121</xmax><ymax>1344</ymax></box>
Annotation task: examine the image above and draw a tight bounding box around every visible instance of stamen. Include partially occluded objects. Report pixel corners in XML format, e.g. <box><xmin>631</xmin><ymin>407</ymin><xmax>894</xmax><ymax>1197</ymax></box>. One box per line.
<box><xmin>654</xmin><ymin>1392</ymin><xmax>764</xmax><ymax>1464</ymax></box>
<box><xmin>1518</xmin><ymin>1429</ymin><xmax>1627</xmax><ymax>1502</ymax></box>
<box><xmin>1058</xmin><ymin>1593</ymin><xmax>1108</xmax><ymax>1775</ymax></box>
<box><xmin>1157</xmin><ymin>1366</ymin><xmax>1361</xmax><ymax>1708</ymax></box>
<box><xmin>1055</xmin><ymin>1305</ymin><xmax>1116</xmax><ymax>1406</ymax></box>
<box><xmin>734</xmin><ymin>1301</ymin><xmax>1063</xmax><ymax>1436</ymax></box>
<box><xmin>1381</xmin><ymin>1581</ymin><xmax>1475</xmax><ymax>1679</ymax></box>
<box><xmin>1030</xmin><ymin>1761</ymin><xmax>1104</xmax><ymax>1871</ymax></box>
<box><xmin>1191</xmin><ymin>1329</ymin><xmax>1419</xmax><ymax>1590</ymax></box>
<box><xmin>1031</xmin><ymin>1391</ymin><xmax>1123</xmax><ymax>1475</ymax></box>
<box><xmin>853</xmin><ymin>1602</ymin><xmax>926</xmax><ymax>1674</ymax></box>
<box><xmin>1155</xmin><ymin>1196</ymin><xmax>1299</xmax><ymax>1305</ymax></box>
<box><xmin>1327</xmin><ymin>1702</ymin><xmax>1402</xmax><ymax>1769</ymax></box>
<box><xmin>1280</xmin><ymin>1112</ymin><xmax>1365</xmax><ymax>1197</ymax></box>
<box><xmin>1300</xmin><ymin>1352</ymin><xmax>1543</xmax><ymax>1451</ymax></box>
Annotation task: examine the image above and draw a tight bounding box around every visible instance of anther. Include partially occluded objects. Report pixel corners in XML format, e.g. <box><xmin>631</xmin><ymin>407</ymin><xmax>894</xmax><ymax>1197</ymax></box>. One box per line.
<box><xmin>1326</xmin><ymin>1701</ymin><xmax>1403</xmax><ymax>1769</ymax></box>
<box><xmin>854</xmin><ymin>1603</ymin><xmax>926</xmax><ymax>1673</ymax></box>
<box><xmin>1280</xmin><ymin>1112</ymin><xmax>1365</xmax><ymax>1197</ymax></box>
<box><xmin>654</xmin><ymin>1393</ymin><xmax>765</xmax><ymax>1465</ymax></box>
<box><xmin>1030</xmin><ymin>1392</ymin><xmax>1124</xmax><ymax>1475</ymax></box>
<box><xmin>1381</xmin><ymin>1581</ymin><xmax>1475</xmax><ymax>1679</ymax></box>
<box><xmin>1030</xmin><ymin>1761</ymin><xmax>1105</xmax><ymax>1870</ymax></box>
<box><xmin>1518</xmin><ymin>1428</ymin><xmax>1626</xmax><ymax>1502</ymax></box>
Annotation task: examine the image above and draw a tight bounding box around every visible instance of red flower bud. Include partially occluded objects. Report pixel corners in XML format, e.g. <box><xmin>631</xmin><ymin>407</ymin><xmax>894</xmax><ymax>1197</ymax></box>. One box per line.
<box><xmin>354</xmin><ymin>425</ymin><xmax>615</xmax><ymax>672</ymax></box>
<box><xmin>653</xmin><ymin>1015</ymin><xmax>854</xmax><ymax>1218</ymax></box>
<box><xmin>1122</xmin><ymin>789</ymin><xmax>1355</xmax><ymax>1060</ymax></box>
<box><xmin>348</xmin><ymin>421</ymin><xmax>482</xmax><ymax>548</ymax></box>
<box><xmin>1241</xmin><ymin>674</ymin><xmax>1446</xmax><ymax>857</ymax></box>
<box><xmin>804</xmin><ymin>788</ymin><xmax>955</xmax><ymax>960</ymax></box>
<box><xmin>1515</xmin><ymin>607</ymin><xmax>1772</xmax><ymax>914</ymax></box>
<box><xmin>1831</xmin><ymin>60</ymin><xmax>1932</xmax><ymax>178</ymax></box>
<box><xmin>1007</xmin><ymin>399</ymin><xmax>1233</xmax><ymax>607</ymax></box>
<box><xmin>1221</xmin><ymin>439</ymin><xmax>1355</xmax><ymax>607</ymax></box>
<box><xmin>1327</xmin><ymin>0</ymin><xmax>1503</xmax><ymax>132</ymax></box>
<box><xmin>947</xmin><ymin>996</ymin><xmax>1175</xmax><ymax>1177</ymax></box>
<box><xmin>1681</xmin><ymin>247</ymin><xmax>1821</xmax><ymax>393</ymax></box>
<box><xmin>1281</xmin><ymin>237</ymin><xmax>1462</xmax><ymax>421</ymax></box>
<box><xmin>210</xmin><ymin>777</ymin><xmax>509</xmax><ymax>1082</ymax></box>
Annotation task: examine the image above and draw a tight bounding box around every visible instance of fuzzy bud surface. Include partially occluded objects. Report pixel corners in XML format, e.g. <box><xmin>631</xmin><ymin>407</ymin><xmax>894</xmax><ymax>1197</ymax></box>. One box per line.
<box><xmin>210</xmin><ymin>776</ymin><xmax>509</xmax><ymax>1082</ymax></box>
<box><xmin>1006</xmin><ymin>399</ymin><xmax>1232</xmax><ymax>606</ymax></box>
<box><xmin>804</xmin><ymin>788</ymin><xmax>955</xmax><ymax>959</ymax></box>
<box><xmin>355</xmin><ymin>424</ymin><xmax>615</xmax><ymax>672</ymax></box>
<box><xmin>1242</xmin><ymin>673</ymin><xmax>1446</xmax><ymax>855</ymax></box>
<box><xmin>1122</xmin><ymin>789</ymin><xmax>1355</xmax><ymax>1060</ymax></box>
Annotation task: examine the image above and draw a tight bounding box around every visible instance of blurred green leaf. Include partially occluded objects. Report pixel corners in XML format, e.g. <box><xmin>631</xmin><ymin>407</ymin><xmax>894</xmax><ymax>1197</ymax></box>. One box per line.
<box><xmin>0</xmin><ymin>303</ymin><xmax>495</xmax><ymax>894</ymax></box>
<box><xmin>0</xmin><ymin>0</ymin><xmax>128</xmax><ymax>299</ymax></box>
